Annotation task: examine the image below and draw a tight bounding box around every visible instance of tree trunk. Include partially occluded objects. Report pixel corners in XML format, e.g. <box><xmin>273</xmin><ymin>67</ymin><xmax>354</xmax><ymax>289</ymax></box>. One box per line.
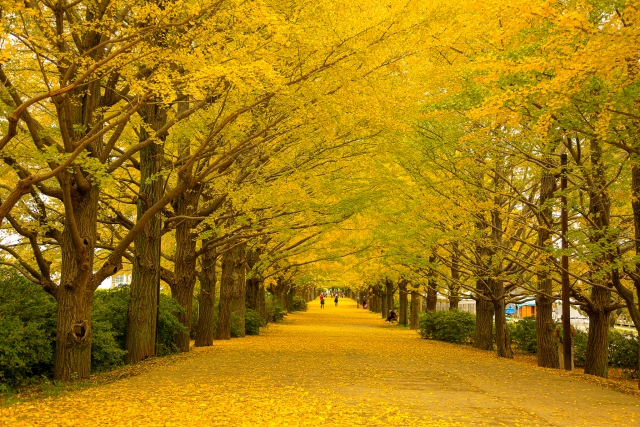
<box><xmin>535</xmin><ymin>163</ymin><xmax>559</xmax><ymax>368</ymax></box>
<box><xmin>629</xmin><ymin>164</ymin><xmax>640</xmax><ymax>387</ymax></box>
<box><xmin>386</xmin><ymin>280</ymin><xmax>395</xmax><ymax>314</ymax></box>
<box><xmin>381</xmin><ymin>287</ymin><xmax>388</xmax><ymax>318</ymax></box>
<box><xmin>54</xmin><ymin>284</ymin><xmax>94</xmax><ymax>381</ymax></box>
<box><xmin>474</xmin><ymin>278</ymin><xmax>494</xmax><ymax>351</ymax></box>
<box><xmin>194</xmin><ymin>246</ymin><xmax>217</xmax><ymax>347</ymax></box>
<box><xmin>410</xmin><ymin>289</ymin><xmax>421</xmax><ymax>330</ymax></box>
<box><xmin>231</xmin><ymin>243</ymin><xmax>247</xmax><ymax>337</ymax></box>
<box><xmin>449</xmin><ymin>244</ymin><xmax>461</xmax><ymax>310</ymax></box>
<box><xmin>426</xmin><ymin>284</ymin><xmax>437</xmax><ymax>312</ymax></box>
<box><xmin>169</xmin><ymin>186</ymin><xmax>200</xmax><ymax>352</ymax></box>
<box><xmin>216</xmin><ymin>243</ymin><xmax>246</xmax><ymax>340</ymax></box>
<box><xmin>286</xmin><ymin>286</ymin><xmax>295</xmax><ymax>312</ymax></box>
<box><xmin>584</xmin><ymin>287</ymin><xmax>611</xmax><ymax>378</ymax></box>
<box><xmin>583</xmin><ymin>138</ymin><xmax>614</xmax><ymax>378</ymax></box>
<box><xmin>54</xmin><ymin>178</ymin><xmax>99</xmax><ymax>381</ymax></box>
<box><xmin>491</xmin><ymin>279</ymin><xmax>513</xmax><ymax>358</ymax></box>
<box><xmin>399</xmin><ymin>281</ymin><xmax>408</xmax><ymax>326</ymax></box>
<box><xmin>126</xmin><ymin>118</ymin><xmax>164</xmax><ymax>363</ymax></box>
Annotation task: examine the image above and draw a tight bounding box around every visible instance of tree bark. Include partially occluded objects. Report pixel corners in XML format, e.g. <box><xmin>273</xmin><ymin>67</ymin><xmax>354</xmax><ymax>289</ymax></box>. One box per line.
<box><xmin>216</xmin><ymin>243</ymin><xmax>246</xmax><ymax>340</ymax></box>
<box><xmin>474</xmin><ymin>278</ymin><xmax>494</xmax><ymax>351</ymax></box>
<box><xmin>54</xmin><ymin>175</ymin><xmax>99</xmax><ymax>381</ymax></box>
<box><xmin>399</xmin><ymin>280</ymin><xmax>408</xmax><ymax>326</ymax></box>
<box><xmin>491</xmin><ymin>279</ymin><xmax>513</xmax><ymax>358</ymax></box>
<box><xmin>381</xmin><ymin>286</ymin><xmax>388</xmax><ymax>318</ymax></box>
<box><xmin>410</xmin><ymin>289</ymin><xmax>421</xmax><ymax>330</ymax></box>
<box><xmin>286</xmin><ymin>286</ymin><xmax>295</xmax><ymax>312</ymax></box>
<box><xmin>582</xmin><ymin>138</ymin><xmax>614</xmax><ymax>378</ymax></box>
<box><xmin>126</xmin><ymin>109</ymin><xmax>165</xmax><ymax>363</ymax></box>
<box><xmin>194</xmin><ymin>245</ymin><xmax>217</xmax><ymax>347</ymax></box>
<box><xmin>231</xmin><ymin>243</ymin><xmax>247</xmax><ymax>337</ymax></box>
<box><xmin>386</xmin><ymin>279</ymin><xmax>395</xmax><ymax>314</ymax></box>
<box><xmin>169</xmin><ymin>186</ymin><xmax>200</xmax><ymax>352</ymax></box>
<box><xmin>535</xmin><ymin>164</ymin><xmax>559</xmax><ymax>368</ymax></box>
<box><xmin>584</xmin><ymin>288</ymin><xmax>611</xmax><ymax>378</ymax></box>
<box><xmin>449</xmin><ymin>244</ymin><xmax>461</xmax><ymax>310</ymax></box>
<box><xmin>426</xmin><ymin>283</ymin><xmax>437</xmax><ymax>312</ymax></box>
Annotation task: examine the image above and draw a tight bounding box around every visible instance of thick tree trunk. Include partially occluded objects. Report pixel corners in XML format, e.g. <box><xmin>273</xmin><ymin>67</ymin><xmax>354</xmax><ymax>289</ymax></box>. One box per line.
<box><xmin>491</xmin><ymin>279</ymin><xmax>513</xmax><ymax>358</ymax></box>
<box><xmin>216</xmin><ymin>243</ymin><xmax>246</xmax><ymax>340</ymax></box>
<box><xmin>474</xmin><ymin>278</ymin><xmax>494</xmax><ymax>351</ymax></box>
<box><xmin>449</xmin><ymin>245</ymin><xmax>461</xmax><ymax>310</ymax></box>
<box><xmin>410</xmin><ymin>289</ymin><xmax>421</xmax><ymax>329</ymax></box>
<box><xmin>194</xmin><ymin>246</ymin><xmax>217</xmax><ymax>347</ymax></box>
<box><xmin>426</xmin><ymin>284</ymin><xmax>437</xmax><ymax>312</ymax></box>
<box><xmin>53</xmin><ymin>81</ymin><xmax>101</xmax><ymax>381</ymax></box>
<box><xmin>126</xmin><ymin>123</ymin><xmax>164</xmax><ymax>363</ymax></box>
<box><xmin>536</xmin><ymin>162</ymin><xmax>559</xmax><ymax>368</ymax></box>
<box><xmin>231</xmin><ymin>243</ymin><xmax>247</xmax><ymax>337</ymax></box>
<box><xmin>54</xmin><ymin>284</ymin><xmax>94</xmax><ymax>381</ymax></box>
<box><xmin>629</xmin><ymin>164</ymin><xmax>640</xmax><ymax>388</ymax></box>
<box><xmin>169</xmin><ymin>187</ymin><xmax>200</xmax><ymax>352</ymax></box>
<box><xmin>399</xmin><ymin>281</ymin><xmax>408</xmax><ymax>326</ymax></box>
<box><xmin>381</xmin><ymin>288</ymin><xmax>388</xmax><ymax>318</ymax></box>
<box><xmin>386</xmin><ymin>280</ymin><xmax>395</xmax><ymax>314</ymax></box>
<box><xmin>583</xmin><ymin>138</ymin><xmax>614</xmax><ymax>378</ymax></box>
<box><xmin>584</xmin><ymin>287</ymin><xmax>612</xmax><ymax>378</ymax></box>
<box><xmin>54</xmin><ymin>180</ymin><xmax>99</xmax><ymax>381</ymax></box>
<box><xmin>286</xmin><ymin>286</ymin><xmax>295</xmax><ymax>312</ymax></box>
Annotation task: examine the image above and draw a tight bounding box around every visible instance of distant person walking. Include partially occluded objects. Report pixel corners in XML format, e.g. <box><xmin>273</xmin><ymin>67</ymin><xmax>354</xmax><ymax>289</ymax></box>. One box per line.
<box><xmin>356</xmin><ymin>296</ymin><xmax>360</xmax><ymax>308</ymax></box>
<box><xmin>320</xmin><ymin>295</ymin><xmax>325</xmax><ymax>309</ymax></box>
<box><xmin>334</xmin><ymin>296</ymin><xmax>339</xmax><ymax>306</ymax></box>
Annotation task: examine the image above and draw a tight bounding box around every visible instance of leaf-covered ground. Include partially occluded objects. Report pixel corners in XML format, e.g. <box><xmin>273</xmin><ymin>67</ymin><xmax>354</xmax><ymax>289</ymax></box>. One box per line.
<box><xmin>2</xmin><ymin>299</ymin><xmax>640</xmax><ymax>426</ymax></box>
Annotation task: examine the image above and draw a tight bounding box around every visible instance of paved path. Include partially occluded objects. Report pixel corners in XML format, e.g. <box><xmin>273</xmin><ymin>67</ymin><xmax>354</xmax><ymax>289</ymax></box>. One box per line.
<box><xmin>3</xmin><ymin>299</ymin><xmax>640</xmax><ymax>426</ymax></box>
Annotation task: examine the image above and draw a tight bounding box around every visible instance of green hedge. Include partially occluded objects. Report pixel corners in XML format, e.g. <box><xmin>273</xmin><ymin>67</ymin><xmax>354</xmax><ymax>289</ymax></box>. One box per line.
<box><xmin>418</xmin><ymin>310</ymin><xmax>475</xmax><ymax>344</ymax></box>
<box><xmin>292</xmin><ymin>296</ymin><xmax>308</xmax><ymax>312</ymax></box>
<box><xmin>0</xmin><ymin>270</ymin><xmax>56</xmax><ymax>385</ymax></box>
<box><xmin>265</xmin><ymin>293</ymin><xmax>286</xmax><ymax>322</ymax></box>
<box><xmin>508</xmin><ymin>317</ymin><xmax>537</xmax><ymax>354</ymax></box>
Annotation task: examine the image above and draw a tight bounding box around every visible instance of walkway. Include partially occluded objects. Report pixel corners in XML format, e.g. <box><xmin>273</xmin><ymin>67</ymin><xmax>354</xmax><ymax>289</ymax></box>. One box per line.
<box><xmin>3</xmin><ymin>299</ymin><xmax>640</xmax><ymax>426</ymax></box>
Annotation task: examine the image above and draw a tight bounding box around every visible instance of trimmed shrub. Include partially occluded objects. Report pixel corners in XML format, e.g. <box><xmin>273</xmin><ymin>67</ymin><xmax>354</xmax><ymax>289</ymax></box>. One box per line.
<box><xmin>509</xmin><ymin>317</ymin><xmax>537</xmax><ymax>354</ymax></box>
<box><xmin>573</xmin><ymin>329</ymin><xmax>588</xmax><ymax>367</ymax></box>
<box><xmin>292</xmin><ymin>296</ymin><xmax>307</xmax><ymax>312</ymax></box>
<box><xmin>418</xmin><ymin>310</ymin><xmax>475</xmax><ymax>344</ymax></box>
<box><xmin>157</xmin><ymin>293</ymin><xmax>187</xmax><ymax>356</ymax></box>
<box><xmin>609</xmin><ymin>329</ymin><xmax>639</xmax><ymax>375</ymax></box>
<box><xmin>265</xmin><ymin>293</ymin><xmax>286</xmax><ymax>323</ymax></box>
<box><xmin>230</xmin><ymin>313</ymin><xmax>243</xmax><ymax>338</ymax></box>
<box><xmin>0</xmin><ymin>270</ymin><xmax>56</xmax><ymax>385</ymax></box>
<box><xmin>245</xmin><ymin>309</ymin><xmax>261</xmax><ymax>336</ymax></box>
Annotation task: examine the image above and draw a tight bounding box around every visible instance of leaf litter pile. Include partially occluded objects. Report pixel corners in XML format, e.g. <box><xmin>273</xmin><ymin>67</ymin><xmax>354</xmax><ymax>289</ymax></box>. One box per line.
<box><xmin>2</xmin><ymin>299</ymin><xmax>640</xmax><ymax>426</ymax></box>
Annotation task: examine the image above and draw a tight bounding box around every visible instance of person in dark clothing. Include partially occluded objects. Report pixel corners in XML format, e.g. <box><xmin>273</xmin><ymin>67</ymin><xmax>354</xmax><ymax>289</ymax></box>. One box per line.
<box><xmin>386</xmin><ymin>309</ymin><xmax>397</xmax><ymax>323</ymax></box>
<box><xmin>320</xmin><ymin>295</ymin><xmax>325</xmax><ymax>309</ymax></box>
<box><xmin>334</xmin><ymin>296</ymin><xmax>339</xmax><ymax>306</ymax></box>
